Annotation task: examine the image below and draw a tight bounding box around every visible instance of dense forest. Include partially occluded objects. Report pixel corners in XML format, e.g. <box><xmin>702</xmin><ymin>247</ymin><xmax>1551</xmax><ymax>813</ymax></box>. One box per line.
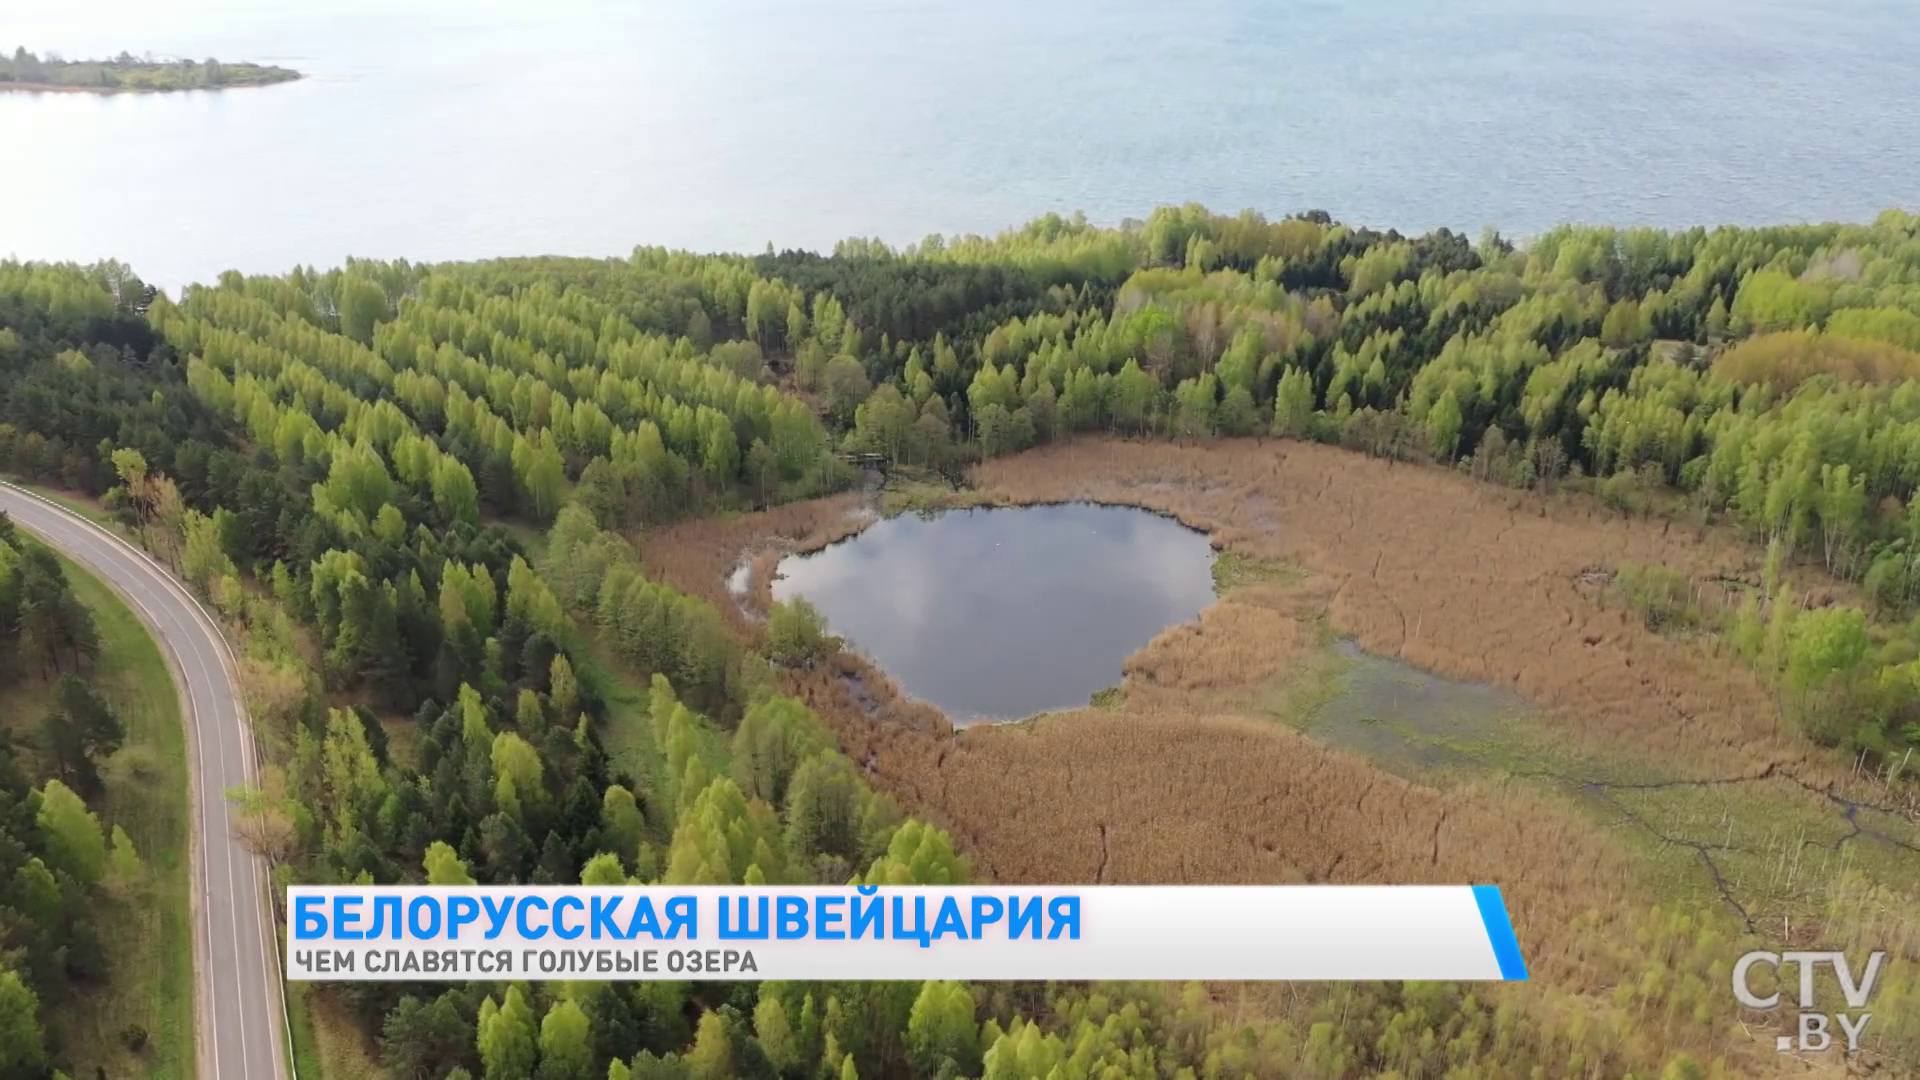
<box><xmin>0</xmin><ymin>48</ymin><xmax>300</xmax><ymax>92</ymax></box>
<box><xmin>0</xmin><ymin>512</ymin><xmax>143</xmax><ymax>1075</ymax></box>
<box><xmin>3</xmin><ymin>203</ymin><xmax>1919</xmax><ymax>1077</ymax></box>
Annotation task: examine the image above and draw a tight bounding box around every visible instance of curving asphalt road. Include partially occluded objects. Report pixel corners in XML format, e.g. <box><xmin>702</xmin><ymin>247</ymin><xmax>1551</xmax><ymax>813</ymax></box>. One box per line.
<box><xmin>0</xmin><ymin>483</ymin><xmax>288</xmax><ymax>1080</ymax></box>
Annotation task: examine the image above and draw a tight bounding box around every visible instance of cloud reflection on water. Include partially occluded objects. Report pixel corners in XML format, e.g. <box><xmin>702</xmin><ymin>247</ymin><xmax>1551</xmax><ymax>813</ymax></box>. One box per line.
<box><xmin>771</xmin><ymin>503</ymin><xmax>1216</xmax><ymax>723</ymax></box>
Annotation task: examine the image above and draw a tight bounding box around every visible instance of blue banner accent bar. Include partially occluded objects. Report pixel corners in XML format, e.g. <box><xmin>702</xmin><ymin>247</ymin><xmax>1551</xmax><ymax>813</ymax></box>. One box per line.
<box><xmin>1471</xmin><ymin>885</ymin><xmax>1528</xmax><ymax>980</ymax></box>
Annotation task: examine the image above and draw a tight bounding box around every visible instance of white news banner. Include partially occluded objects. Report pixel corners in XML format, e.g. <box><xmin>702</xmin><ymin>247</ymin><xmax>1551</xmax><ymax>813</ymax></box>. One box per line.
<box><xmin>287</xmin><ymin>884</ymin><xmax>1529</xmax><ymax>982</ymax></box>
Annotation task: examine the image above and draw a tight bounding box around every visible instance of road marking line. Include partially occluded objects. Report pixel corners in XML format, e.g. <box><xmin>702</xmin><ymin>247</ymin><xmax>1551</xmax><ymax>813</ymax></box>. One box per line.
<box><xmin>188</xmin><ymin>633</ymin><xmax>252</xmax><ymax>1076</ymax></box>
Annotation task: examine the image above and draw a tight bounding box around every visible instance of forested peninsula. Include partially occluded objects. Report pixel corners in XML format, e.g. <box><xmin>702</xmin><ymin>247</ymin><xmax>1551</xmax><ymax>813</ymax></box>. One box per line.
<box><xmin>3</xmin><ymin>206</ymin><xmax>1919</xmax><ymax>1078</ymax></box>
<box><xmin>0</xmin><ymin>48</ymin><xmax>300</xmax><ymax>92</ymax></box>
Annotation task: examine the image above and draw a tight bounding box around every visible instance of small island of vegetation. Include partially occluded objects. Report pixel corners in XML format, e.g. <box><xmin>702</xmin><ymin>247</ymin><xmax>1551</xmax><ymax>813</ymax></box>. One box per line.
<box><xmin>0</xmin><ymin>47</ymin><xmax>301</xmax><ymax>93</ymax></box>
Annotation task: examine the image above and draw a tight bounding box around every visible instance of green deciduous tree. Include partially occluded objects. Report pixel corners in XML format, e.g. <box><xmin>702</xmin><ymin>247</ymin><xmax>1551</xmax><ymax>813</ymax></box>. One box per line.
<box><xmin>765</xmin><ymin>598</ymin><xmax>834</xmax><ymax>668</ymax></box>
<box><xmin>785</xmin><ymin>754</ymin><xmax>863</xmax><ymax>864</ymax></box>
<box><xmin>580</xmin><ymin>852</ymin><xmax>629</xmax><ymax>886</ymax></box>
<box><xmin>823</xmin><ymin>356</ymin><xmax>871</xmax><ymax>425</ymax></box>
<box><xmin>37</xmin><ymin>778</ymin><xmax>107</xmax><ymax>885</ymax></box>
<box><xmin>107</xmin><ymin>824</ymin><xmax>143</xmax><ymax>888</ymax></box>
<box><xmin>493</xmin><ymin>731</ymin><xmax>545</xmax><ymax>818</ymax></box>
<box><xmin>0</xmin><ymin>970</ymin><xmax>46</xmax><ymax>1076</ymax></box>
<box><xmin>538</xmin><ymin>998</ymin><xmax>595</xmax><ymax>1080</ymax></box>
<box><xmin>337</xmin><ymin>276</ymin><xmax>389</xmax><ymax>345</ymax></box>
<box><xmin>856</xmin><ymin>820</ymin><xmax>965</xmax><ymax>885</ymax></box>
<box><xmin>1272</xmin><ymin>365</ymin><xmax>1314</xmax><ymax>438</ymax></box>
<box><xmin>425</xmin><ymin>839</ymin><xmax>477</xmax><ymax>885</ymax></box>
<box><xmin>601</xmin><ymin>784</ymin><xmax>644</xmax><ymax>865</ymax></box>
<box><xmin>1426</xmin><ymin>388</ymin><xmax>1464</xmax><ymax>461</ymax></box>
<box><xmin>479</xmin><ymin>986</ymin><xmax>539</xmax><ymax>1080</ymax></box>
<box><xmin>685</xmin><ymin>1010</ymin><xmax>732</xmax><ymax>1080</ymax></box>
<box><xmin>907</xmin><ymin>981</ymin><xmax>979</xmax><ymax>1077</ymax></box>
<box><xmin>753</xmin><ymin>995</ymin><xmax>800</xmax><ymax>1075</ymax></box>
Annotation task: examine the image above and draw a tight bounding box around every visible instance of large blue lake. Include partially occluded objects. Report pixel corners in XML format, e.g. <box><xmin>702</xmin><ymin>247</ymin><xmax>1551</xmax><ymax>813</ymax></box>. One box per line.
<box><xmin>4</xmin><ymin>0</ymin><xmax>1917</xmax><ymax>287</ymax></box>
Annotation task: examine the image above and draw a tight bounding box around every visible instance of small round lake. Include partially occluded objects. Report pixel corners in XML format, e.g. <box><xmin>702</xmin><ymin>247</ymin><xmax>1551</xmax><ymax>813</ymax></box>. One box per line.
<box><xmin>771</xmin><ymin>503</ymin><xmax>1217</xmax><ymax>724</ymax></box>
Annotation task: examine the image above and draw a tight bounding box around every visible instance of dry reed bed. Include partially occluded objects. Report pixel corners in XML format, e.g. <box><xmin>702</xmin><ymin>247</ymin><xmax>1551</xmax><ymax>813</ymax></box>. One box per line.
<box><xmin>938</xmin><ymin>709</ymin><xmax>1630</xmax><ymax>971</ymax></box>
<box><xmin>640</xmin><ymin>492</ymin><xmax>869</xmax><ymax>632</ymax></box>
<box><xmin>767</xmin><ymin>591</ymin><xmax>1639</xmax><ymax>988</ymax></box>
<box><xmin>1120</xmin><ymin>580</ymin><xmax>1324</xmax><ymax>703</ymax></box>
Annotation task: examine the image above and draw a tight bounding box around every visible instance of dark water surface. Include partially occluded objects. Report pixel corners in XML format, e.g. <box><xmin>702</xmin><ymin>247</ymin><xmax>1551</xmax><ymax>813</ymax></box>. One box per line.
<box><xmin>771</xmin><ymin>503</ymin><xmax>1216</xmax><ymax>724</ymax></box>
<box><xmin>5</xmin><ymin>0</ymin><xmax>1918</xmax><ymax>287</ymax></box>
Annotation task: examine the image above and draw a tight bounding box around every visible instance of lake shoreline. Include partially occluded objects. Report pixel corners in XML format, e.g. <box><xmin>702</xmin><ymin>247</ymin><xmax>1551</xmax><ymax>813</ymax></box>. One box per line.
<box><xmin>714</xmin><ymin>469</ymin><xmax>1228</xmax><ymax>625</ymax></box>
<box><xmin>0</xmin><ymin>76</ymin><xmax>304</xmax><ymax>95</ymax></box>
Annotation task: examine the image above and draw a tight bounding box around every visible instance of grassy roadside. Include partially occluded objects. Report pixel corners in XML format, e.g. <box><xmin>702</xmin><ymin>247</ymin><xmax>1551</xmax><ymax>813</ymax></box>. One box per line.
<box><xmin>0</xmin><ymin>547</ymin><xmax>197</xmax><ymax>1077</ymax></box>
<box><xmin>290</xmin><ymin>980</ymin><xmax>378</xmax><ymax>1080</ymax></box>
<box><xmin>285</xmin><ymin>982</ymin><xmax>325</xmax><ymax>1078</ymax></box>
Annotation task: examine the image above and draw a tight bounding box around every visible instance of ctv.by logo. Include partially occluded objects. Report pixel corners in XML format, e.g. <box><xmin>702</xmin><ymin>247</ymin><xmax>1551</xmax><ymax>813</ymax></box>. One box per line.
<box><xmin>1733</xmin><ymin>950</ymin><xmax>1886</xmax><ymax>1054</ymax></box>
